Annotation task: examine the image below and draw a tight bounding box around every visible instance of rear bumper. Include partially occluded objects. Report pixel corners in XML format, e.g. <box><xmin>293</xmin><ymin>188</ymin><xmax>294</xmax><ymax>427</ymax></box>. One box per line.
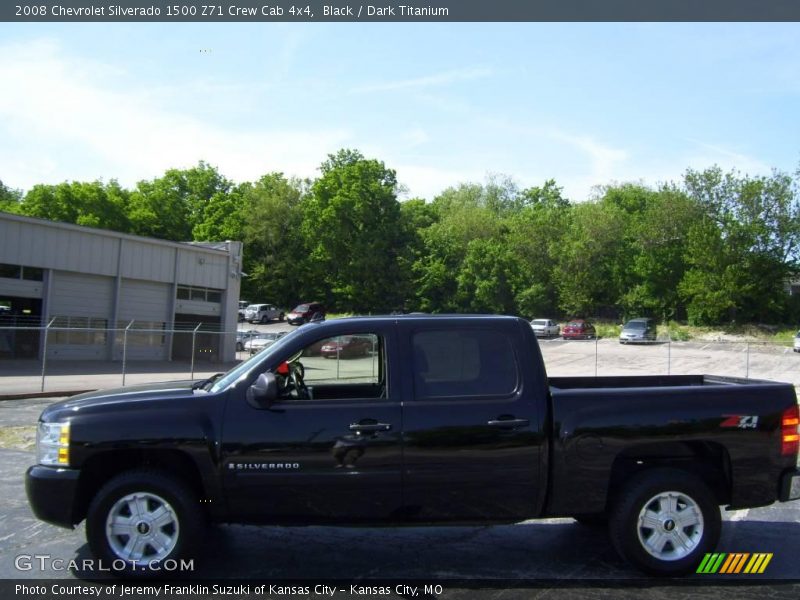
<box><xmin>25</xmin><ymin>465</ymin><xmax>81</xmax><ymax>528</ymax></box>
<box><xmin>779</xmin><ymin>468</ymin><xmax>800</xmax><ymax>502</ymax></box>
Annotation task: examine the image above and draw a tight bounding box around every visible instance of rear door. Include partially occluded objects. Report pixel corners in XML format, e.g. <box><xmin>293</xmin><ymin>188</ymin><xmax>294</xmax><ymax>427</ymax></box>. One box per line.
<box><xmin>399</xmin><ymin>319</ymin><xmax>545</xmax><ymax>521</ymax></box>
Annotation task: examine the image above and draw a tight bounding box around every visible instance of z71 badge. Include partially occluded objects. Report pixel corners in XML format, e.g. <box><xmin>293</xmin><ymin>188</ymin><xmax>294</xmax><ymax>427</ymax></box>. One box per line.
<box><xmin>720</xmin><ymin>415</ymin><xmax>759</xmax><ymax>429</ymax></box>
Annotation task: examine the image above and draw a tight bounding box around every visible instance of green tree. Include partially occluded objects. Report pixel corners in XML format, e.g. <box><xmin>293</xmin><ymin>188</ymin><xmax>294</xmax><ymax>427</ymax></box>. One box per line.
<box><xmin>679</xmin><ymin>167</ymin><xmax>800</xmax><ymax>324</ymax></box>
<box><xmin>17</xmin><ymin>180</ymin><xmax>131</xmax><ymax>231</ymax></box>
<box><xmin>303</xmin><ymin>149</ymin><xmax>407</xmax><ymax>312</ymax></box>
<box><xmin>0</xmin><ymin>179</ymin><xmax>23</xmax><ymax>212</ymax></box>
<box><xmin>128</xmin><ymin>162</ymin><xmax>230</xmax><ymax>241</ymax></box>
<box><xmin>240</xmin><ymin>174</ymin><xmax>307</xmax><ymax>308</ymax></box>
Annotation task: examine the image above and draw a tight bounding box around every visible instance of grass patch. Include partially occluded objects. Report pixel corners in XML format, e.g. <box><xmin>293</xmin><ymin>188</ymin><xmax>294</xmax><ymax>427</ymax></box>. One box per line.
<box><xmin>0</xmin><ymin>426</ymin><xmax>36</xmax><ymax>451</ymax></box>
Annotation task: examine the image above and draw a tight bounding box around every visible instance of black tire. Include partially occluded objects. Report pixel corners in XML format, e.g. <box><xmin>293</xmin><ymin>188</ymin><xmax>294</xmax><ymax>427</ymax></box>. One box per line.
<box><xmin>609</xmin><ymin>468</ymin><xmax>720</xmax><ymax>576</ymax></box>
<box><xmin>86</xmin><ymin>470</ymin><xmax>204</xmax><ymax>579</ymax></box>
<box><xmin>236</xmin><ymin>342</ymin><xmax>243</xmax><ymax>351</ymax></box>
<box><xmin>279</xmin><ymin>312</ymin><xmax>285</xmax><ymax>321</ymax></box>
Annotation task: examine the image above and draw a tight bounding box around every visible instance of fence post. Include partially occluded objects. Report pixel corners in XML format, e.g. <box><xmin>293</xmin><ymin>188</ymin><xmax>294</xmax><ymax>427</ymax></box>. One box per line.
<box><xmin>667</xmin><ymin>340</ymin><xmax>671</xmax><ymax>375</ymax></box>
<box><xmin>190</xmin><ymin>323</ymin><xmax>202</xmax><ymax>380</ymax></box>
<box><xmin>121</xmin><ymin>320</ymin><xmax>134</xmax><ymax>386</ymax></box>
<box><xmin>40</xmin><ymin>317</ymin><xmax>56</xmax><ymax>392</ymax></box>
<box><xmin>745</xmin><ymin>343</ymin><xmax>750</xmax><ymax>379</ymax></box>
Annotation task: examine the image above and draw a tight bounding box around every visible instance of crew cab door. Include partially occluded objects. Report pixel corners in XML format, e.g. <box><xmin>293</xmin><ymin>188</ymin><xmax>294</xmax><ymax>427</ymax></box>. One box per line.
<box><xmin>399</xmin><ymin>319</ymin><xmax>545</xmax><ymax>520</ymax></box>
<box><xmin>221</xmin><ymin>324</ymin><xmax>401</xmax><ymax>522</ymax></box>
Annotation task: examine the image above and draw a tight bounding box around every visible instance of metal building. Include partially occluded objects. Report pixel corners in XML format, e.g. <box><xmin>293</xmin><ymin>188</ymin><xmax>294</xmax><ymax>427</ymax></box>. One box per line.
<box><xmin>0</xmin><ymin>211</ymin><xmax>243</xmax><ymax>361</ymax></box>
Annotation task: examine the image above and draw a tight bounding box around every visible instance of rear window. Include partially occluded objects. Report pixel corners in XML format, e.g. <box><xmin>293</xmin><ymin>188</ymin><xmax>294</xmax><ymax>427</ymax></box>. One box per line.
<box><xmin>412</xmin><ymin>329</ymin><xmax>518</xmax><ymax>398</ymax></box>
<box><xmin>532</xmin><ymin>320</ymin><xmax>547</xmax><ymax>326</ymax></box>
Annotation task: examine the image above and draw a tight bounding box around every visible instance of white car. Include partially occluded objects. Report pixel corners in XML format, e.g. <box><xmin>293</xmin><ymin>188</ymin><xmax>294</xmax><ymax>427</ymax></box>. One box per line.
<box><xmin>244</xmin><ymin>303</ymin><xmax>284</xmax><ymax>324</ymax></box>
<box><xmin>244</xmin><ymin>332</ymin><xmax>285</xmax><ymax>354</ymax></box>
<box><xmin>238</xmin><ymin>301</ymin><xmax>249</xmax><ymax>322</ymax></box>
<box><xmin>235</xmin><ymin>329</ymin><xmax>260</xmax><ymax>352</ymax></box>
<box><xmin>531</xmin><ymin>319</ymin><xmax>560</xmax><ymax>338</ymax></box>
<box><xmin>794</xmin><ymin>330</ymin><xmax>800</xmax><ymax>353</ymax></box>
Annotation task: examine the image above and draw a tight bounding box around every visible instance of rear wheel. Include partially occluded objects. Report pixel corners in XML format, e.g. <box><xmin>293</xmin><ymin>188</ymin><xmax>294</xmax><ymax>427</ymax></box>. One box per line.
<box><xmin>86</xmin><ymin>470</ymin><xmax>203</xmax><ymax>578</ymax></box>
<box><xmin>609</xmin><ymin>468</ymin><xmax>720</xmax><ymax>576</ymax></box>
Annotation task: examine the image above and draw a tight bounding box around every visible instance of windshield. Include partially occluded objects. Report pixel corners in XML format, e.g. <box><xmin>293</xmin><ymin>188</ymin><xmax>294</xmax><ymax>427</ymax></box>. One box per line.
<box><xmin>532</xmin><ymin>320</ymin><xmax>547</xmax><ymax>326</ymax></box>
<box><xmin>293</xmin><ymin>304</ymin><xmax>310</xmax><ymax>312</ymax></box>
<box><xmin>208</xmin><ymin>328</ymin><xmax>301</xmax><ymax>393</ymax></box>
<box><xmin>625</xmin><ymin>321</ymin><xmax>646</xmax><ymax>329</ymax></box>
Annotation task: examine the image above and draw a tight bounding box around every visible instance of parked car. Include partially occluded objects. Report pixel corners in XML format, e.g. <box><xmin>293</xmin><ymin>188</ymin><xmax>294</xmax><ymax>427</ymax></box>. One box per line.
<box><xmin>287</xmin><ymin>302</ymin><xmax>325</xmax><ymax>325</ymax></box>
<box><xmin>620</xmin><ymin>318</ymin><xmax>657</xmax><ymax>344</ymax></box>
<box><xmin>562</xmin><ymin>319</ymin><xmax>596</xmax><ymax>340</ymax></box>
<box><xmin>794</xmin><ymin>330</ymin><xmax>800</xmax><ymax>353</ymax></box>
<box><xmin>237</xmin><ymin>301</ymin><xmax>249</xmax><ymax>322</ymax></box>
<box><xmin>244</xmin><ymin>303</ymin><xmax>284</xmax><ymax>324</ymax></box>
<box><xmin>531</xmin><ymin>319</ymin><xmax>560</xmax><ymax>338</ymax></box>
<box><xmin>244</xmin><ymin>332</ymin><xmax>285</xmax><ymax>355</ymax></box>
<box><xmin>320</xmin><ymin>335</ymin><xmax>373</xmax><ymax>358</ymax></box>
<box><xmin>26</xmin><ymin>315</ymin><xmax>800</xmax><ymax>578</ymax></box>
<box><xmin>235</xmin><ymin>329</ymin><xmax>260</xmax><ymax>352</ymax></box>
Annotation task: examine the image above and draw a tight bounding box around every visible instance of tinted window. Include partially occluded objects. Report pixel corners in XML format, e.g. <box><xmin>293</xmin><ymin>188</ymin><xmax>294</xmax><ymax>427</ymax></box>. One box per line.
<box><xmin>412</xmin><ymin>329</ymin><xmax>518</xmax><ymax>398</ymax></box>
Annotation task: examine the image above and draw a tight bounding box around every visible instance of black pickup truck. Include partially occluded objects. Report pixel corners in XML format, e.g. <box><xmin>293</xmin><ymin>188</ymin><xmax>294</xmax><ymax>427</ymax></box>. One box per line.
<box><xmin>26</xmin><ymin>315</ymin><xmax>800</xmax><ymax>577</ymax></box>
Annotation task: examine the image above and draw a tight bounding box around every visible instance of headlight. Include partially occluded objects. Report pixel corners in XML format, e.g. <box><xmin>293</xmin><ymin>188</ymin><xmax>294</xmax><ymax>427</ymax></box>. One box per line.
<box><xmin>36</xmin><ymin>421</ymin><xmax>70</xmax><ymax>466</ymax></box>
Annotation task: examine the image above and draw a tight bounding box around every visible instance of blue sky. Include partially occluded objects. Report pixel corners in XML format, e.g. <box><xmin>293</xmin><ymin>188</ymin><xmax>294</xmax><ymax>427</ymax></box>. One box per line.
<box><xmin>1</xmin><ymin>22</ymin><xmax>799</xmax><ymax>202</ymax></box>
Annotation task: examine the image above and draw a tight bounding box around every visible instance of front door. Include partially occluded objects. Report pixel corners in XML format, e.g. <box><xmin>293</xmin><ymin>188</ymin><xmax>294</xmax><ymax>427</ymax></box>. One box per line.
<box><xmin>222</xmin><ymin>326</ymin><xmax>402</xmax><ymax>522</ymax></box>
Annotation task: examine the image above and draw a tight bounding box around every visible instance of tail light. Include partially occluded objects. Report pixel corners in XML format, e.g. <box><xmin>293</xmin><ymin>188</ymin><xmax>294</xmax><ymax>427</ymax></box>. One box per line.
<box><xmin>782</xmin><ymin>404</ymin><xmax>799</xmax><ymax>457</ymax></box>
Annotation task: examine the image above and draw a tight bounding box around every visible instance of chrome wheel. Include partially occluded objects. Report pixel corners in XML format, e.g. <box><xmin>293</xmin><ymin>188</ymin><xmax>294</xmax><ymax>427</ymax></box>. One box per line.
<box><xmin>636</xmin><ymin>491</ymin><xmax>704</xmax><ymax>561</ymax></box>
<box><xmin>105</xmin><ymin>492</ymin><xmax>179</xmax><ymax>564</ymax></box>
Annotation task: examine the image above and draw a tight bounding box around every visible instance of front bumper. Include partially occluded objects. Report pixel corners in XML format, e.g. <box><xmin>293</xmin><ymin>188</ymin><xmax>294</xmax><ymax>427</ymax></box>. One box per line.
<box><xmin>779</xmin><ymin>468</ymin><xmax>800</xmax><ymax>502</ymax></box>
<box><xmin>25</xmin><ymin>465</ymin><xmax>81</xmax><ymax>528</ymax></box>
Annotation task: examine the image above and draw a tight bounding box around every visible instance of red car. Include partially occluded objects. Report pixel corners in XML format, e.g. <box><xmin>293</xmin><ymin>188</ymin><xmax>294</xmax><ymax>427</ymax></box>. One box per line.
<box><xmin>287</xmin><ymin>302</ymin><xmax>325</xmax><ymax>325</ymax></box>
<box><xmin>562</xmin><ymin>319</ymin><xmax>596</xmax><ymax>340</ymax></box>
<box><xmin>320</xmin><ymin>335</ymin><xmax>373</xmax><ymax>359</ymax></box>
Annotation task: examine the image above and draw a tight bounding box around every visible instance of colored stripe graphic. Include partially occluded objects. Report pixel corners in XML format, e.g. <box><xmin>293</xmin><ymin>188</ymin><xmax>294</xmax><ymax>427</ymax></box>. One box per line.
<box><xmin>744</xmin><ymin>553</ymin><xmax>773</xmax><ymax>574</ymax></box>
<box><xmin>719</xmin><ymin>553</ymin><xmax>749</xmax><ymax>574</ymax></box>
<box><xmin>697</xmin><ymin>552</ymin><xmax>773</xmax><ymax>574</ymax></box>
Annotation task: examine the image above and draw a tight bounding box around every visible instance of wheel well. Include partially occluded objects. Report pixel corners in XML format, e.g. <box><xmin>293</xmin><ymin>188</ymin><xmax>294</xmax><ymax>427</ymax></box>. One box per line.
<box><xmin>607</xmin><ymin>441</ymin><xmax>731</xmax><ymax>510</ymax></box>
<box><xmin>73</xmin><ymin>450</ymin><xmax>205</xmax><ymax>524</ymax></box>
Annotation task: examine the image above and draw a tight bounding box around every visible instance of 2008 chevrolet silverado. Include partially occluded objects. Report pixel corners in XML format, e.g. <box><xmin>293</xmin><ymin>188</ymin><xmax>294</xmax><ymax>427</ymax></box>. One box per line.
<box><xmin>26</xmin><ymin>315</ymin><xmax>800</xmax><ymax>577</ymax></box>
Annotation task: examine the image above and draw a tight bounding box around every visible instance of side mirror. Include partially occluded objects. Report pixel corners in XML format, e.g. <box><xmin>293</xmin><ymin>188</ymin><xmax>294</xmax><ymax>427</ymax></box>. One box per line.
<box><xmin>246</xmin><ymin>372</ymin><xmax>278</xmax><ymax>409</ymax></box>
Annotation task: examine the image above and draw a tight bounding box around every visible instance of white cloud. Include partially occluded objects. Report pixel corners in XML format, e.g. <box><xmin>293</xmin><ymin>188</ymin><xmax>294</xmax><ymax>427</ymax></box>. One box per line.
<box><xmin>0</xmin><ymin>37</ymin><xmax>351</xmax><ymax>190</ymax></box>
<box><xmin>350</xmin><ymin>67</ymin><xmax>494</xmax><ymax>94</ymax></box>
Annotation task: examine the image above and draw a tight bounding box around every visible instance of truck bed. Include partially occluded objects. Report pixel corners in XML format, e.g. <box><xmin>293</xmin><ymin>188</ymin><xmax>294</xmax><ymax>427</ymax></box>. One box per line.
<box><xmin>549</xmin><ymin>374</ymin><xmax>784</xmax><ymax>390</ymax></box>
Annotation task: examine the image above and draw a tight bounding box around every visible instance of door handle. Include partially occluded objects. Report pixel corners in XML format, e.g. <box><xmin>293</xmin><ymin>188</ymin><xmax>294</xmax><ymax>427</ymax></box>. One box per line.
<box><xmin>487</xmin><ymin>418</ymin><xmax>529</xmax><ymax>428</ymax></box>
<box><xmin>349</xmin><ymin>422</ymin><xmax>392</xmax><ymax>432</ymax></box>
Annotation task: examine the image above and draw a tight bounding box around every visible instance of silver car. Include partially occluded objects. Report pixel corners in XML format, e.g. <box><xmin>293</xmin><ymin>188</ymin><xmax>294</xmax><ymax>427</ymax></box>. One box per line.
<box><xmin>531</xmin><ymin>319</ymin><xmax>560</xmax><ymax>338</ymax></box>
<box><xmin>619</xmin><ymin>318</ymin><xmax>657</xmax><ymax>344</ymax></box>
<box><xmin>244</xmin><ymin>331</ymin><xmax>286</xmax><ymax>355</ymax></box>
<box><xmin>244</xmin><ymin>303</ymin><xmax>284</xmax><ymax>324</ymax></box>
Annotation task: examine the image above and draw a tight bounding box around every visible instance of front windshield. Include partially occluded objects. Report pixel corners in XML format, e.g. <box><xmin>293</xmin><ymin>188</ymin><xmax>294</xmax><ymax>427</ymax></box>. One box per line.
<box><xmin>626</xmin><ymin>321</ymin><xmax>646</xmax><ymax>329</ymax></box>
<box><xmin>293</xmin><ymin>304</ymin><xmax>310</xmax><ymax>312</ymax></box>
<box><xmin>208</xmin><ymin>328</ymin><xmax>301</xmax><ymax>393</ymax></box>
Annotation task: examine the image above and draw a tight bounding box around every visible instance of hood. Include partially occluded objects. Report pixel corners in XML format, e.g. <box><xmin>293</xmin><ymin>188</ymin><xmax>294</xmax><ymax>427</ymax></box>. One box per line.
<box><xmin>41</xmin><ymin>379</ymin><xmax>198</xmax><ymax>422</ymax></box>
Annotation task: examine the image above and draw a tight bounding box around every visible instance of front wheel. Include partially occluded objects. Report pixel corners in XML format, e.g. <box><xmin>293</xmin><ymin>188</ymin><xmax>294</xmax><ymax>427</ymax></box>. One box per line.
<box><xmin>86</xmin><ymin>470</ymin><xmax>204</xmax><ymax>579</ymax></box>
<box><xmin>609</xmin><ymin>468</ymin><xmax>720</xmax><ymax>576</ymax></box>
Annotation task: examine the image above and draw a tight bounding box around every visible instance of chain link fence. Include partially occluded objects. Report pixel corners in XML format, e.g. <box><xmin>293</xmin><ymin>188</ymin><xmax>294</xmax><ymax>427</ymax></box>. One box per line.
<box><xmin>2</xmin><ymin>320</ymin><xmax>800</xmax><ymax>395</ymax></box>
<box><xmin>0</xmin><ymin>319</ymin><xmax>262</xmax><ymax>394</ymax></box>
